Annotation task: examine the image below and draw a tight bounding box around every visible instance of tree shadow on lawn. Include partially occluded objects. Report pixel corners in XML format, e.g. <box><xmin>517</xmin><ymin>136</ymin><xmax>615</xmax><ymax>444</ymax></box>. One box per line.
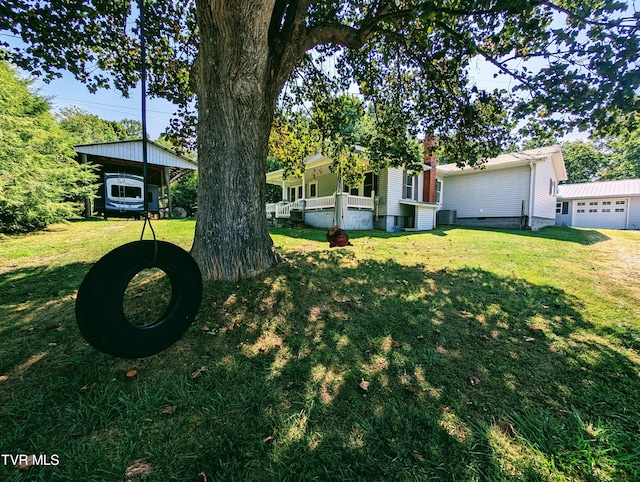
<box><xmin>1</xmin><ymin>252</ymin><xmax>639</xmax><ymax>481</ymax></box>
<box><xmin>271</xmin><ymin>224</ymin><xmax>610</xmax><ymax>245</ymax></box>
<box><xmin>189</xmin><ymin>251</ymin><xmax>640</xmax><ymax>481</ymax></box>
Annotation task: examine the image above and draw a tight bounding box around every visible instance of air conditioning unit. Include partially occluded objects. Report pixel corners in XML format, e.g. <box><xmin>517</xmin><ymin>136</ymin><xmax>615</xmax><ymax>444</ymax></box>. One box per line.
<box><xmin>437</xmin><ymin>209</ymin><xmax>457</xmax><ymax>225</ymax></box>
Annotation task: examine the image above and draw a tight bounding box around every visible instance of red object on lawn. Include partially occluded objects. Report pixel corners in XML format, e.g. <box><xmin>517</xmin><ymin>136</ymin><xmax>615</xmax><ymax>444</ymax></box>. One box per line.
<box><xmin>326</xmin><ymin>227</ymin><xmax>353</xmax><ymax>248</ymax></box>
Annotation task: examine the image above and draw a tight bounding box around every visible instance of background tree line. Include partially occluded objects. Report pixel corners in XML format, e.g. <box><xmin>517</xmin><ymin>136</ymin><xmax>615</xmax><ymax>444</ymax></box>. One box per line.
<box><xmin>1</xmin><ymin>56</ymin><xmax>638</xmax><ymax>235</ymax></box>
<box><xmin>0</xmin><ymin>60</ymin><xmax>146</xmax><ymax>234</ymax></box>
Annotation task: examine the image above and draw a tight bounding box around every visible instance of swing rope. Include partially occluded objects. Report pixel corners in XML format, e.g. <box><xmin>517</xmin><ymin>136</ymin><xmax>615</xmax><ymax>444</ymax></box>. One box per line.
<box><xmin>137</xmin><ymin>0</ymin><xmax>157</xmax><ymax>265</ymax></box>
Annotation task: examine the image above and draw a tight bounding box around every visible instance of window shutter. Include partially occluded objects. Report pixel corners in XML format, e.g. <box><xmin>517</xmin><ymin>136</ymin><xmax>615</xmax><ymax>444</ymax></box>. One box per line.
<box><xmin>402</xmin><ymin>171</ymin><xmax>407</xmax><ymax>199</ymax></box>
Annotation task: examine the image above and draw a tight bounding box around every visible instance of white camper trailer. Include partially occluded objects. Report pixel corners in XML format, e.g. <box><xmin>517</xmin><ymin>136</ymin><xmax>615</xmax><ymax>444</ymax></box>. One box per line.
<box><xmin>102</xmin><ymin>173</ymin><xmax>159</xmax><ymax>218</ymax></box>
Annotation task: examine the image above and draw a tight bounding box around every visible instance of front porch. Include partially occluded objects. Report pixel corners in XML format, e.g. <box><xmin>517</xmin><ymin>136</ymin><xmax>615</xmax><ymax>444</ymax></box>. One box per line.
<box><xmin>266</xmin><ymin>193</ymin><xmax>375</xmax><ymax>219</ymax></box>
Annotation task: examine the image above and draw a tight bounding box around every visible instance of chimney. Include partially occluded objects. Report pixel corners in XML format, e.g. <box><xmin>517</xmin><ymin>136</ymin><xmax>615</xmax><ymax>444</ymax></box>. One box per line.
<box><xmin>422</xmin><ymin>137</ymin><xmax>437</xmax><ymax>203</ymax></box>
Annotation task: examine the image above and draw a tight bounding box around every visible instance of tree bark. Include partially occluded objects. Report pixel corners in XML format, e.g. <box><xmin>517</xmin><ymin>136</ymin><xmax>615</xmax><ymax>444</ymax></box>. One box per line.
<box><xmin>191</xmin><ymin>0</ymin><xmax>282</xmax><ymax>281</ymax></box>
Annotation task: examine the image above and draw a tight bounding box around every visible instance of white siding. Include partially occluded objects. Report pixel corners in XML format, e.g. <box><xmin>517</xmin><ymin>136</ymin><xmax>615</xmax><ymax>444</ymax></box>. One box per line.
<box><xmin>385</xmin><ymin>168</ymin><xmax>406</xmax><ymax>216</ymax></box>
<box><xmin>629</xmin><ymin>197</ymin><xmax>640</xmax><ymax>230</ymax></box>
<box><xmin>441</xmin><ymin>165</ymin><xmax>531</xmax><ymax>217</ymax></box>
<box><xmin>415</xmin><ymin>206</ymin><xmax>436</xmax><ymax>230</ymax></box>
<box><xmin>532</xmin><ymin>158</ymin><xmax>558</xmax><ymax>220</ymax></box>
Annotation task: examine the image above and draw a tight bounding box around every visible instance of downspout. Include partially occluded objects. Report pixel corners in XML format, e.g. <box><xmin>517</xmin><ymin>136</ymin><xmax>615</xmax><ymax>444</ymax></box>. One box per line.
<box><xmin>528</xmin><ymin>161</ymin><xmax>536</xmax><ymax>230</ymax></box>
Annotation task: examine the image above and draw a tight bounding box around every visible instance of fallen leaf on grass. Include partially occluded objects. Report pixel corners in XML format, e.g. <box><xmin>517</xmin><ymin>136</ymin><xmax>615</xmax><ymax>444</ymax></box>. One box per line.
<box><xmin>469</xmin><ymin>376</ymin><xmax>480</xmax><ymax>386</ymax></box>
<box><xmin>16</xmin><ymin>455</ymin><xmax>36</xmax><ymax>470</ymax></box>
<box><xmin>191</xmin><ymin>366</ymin><xmax>207</xmax><ymax>378</ymax></box>
<box><xmin>498</xmin><ymin>420</ymin><xmax>517</xmax><ymax>438</ymax></box>
<box><xmin>359</xmin><ymin>379</ymin><xmax>370</xmax><ymax>391</ymax></box>
<box><xmin>406</xmin><ymin>385</ymin><xmax>416</xmax><ymax>394</ymax></box>
<box><xmin>201</xmin><ymin>326</ymin><xmax>210</xmax><ymax>331</ymax></box>
<box><xmin>411</xmin><ymin>451</ymin><xmax>425</xmax><ymax>461</ymax></box>
<box><xmin>391</xmin><ymin>340</ymin><xmax>401</xmax><ymax>348</ymax></box>
<box><xmin>263</xmin><ymin>435</ymin><xmax>274</xmax><ymax>443</ymax></box>
<box><xmin>160</xmin><ymin>405</ymin><xmax>177</xmax><ymax>415</ymax></box>
<box><xmin>524</xmin><ymin>337</ymin><xmax>536</xmax><ymax>342</ymax></box>
<box><xmin>125</xmin><ymin>369</ymin><xmax>138</xmax><ymax>378</ymax></box>
<box><xmin>124</xmin><ymin>459</ymin><xmax>152</xmax><ymax>478</ymax></box>
<box><xmin>198</xmin><ymin>472</ymin><xmax>208</xmax><ymax>482</ymax></box>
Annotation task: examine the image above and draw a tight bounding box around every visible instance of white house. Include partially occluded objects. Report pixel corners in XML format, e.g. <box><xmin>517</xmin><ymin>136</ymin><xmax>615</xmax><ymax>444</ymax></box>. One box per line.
<box><xmin>556</xmin><ymin>179</ymin><xmax>640</xmax><ymax>230</ymax></box>
<box><xmin>265</xmin><ymin>145</ymin><xmax>567</xmax><ymax>232</ymax></box>
<box><xmin>436</xmin><ymin>145</ymin><xmax>567</xmax><ymax>230</ymax></box>
<box><xmin>265</xmin><ymin>148</ymin><xmax>439</xmax><ymax>232</ymax></box>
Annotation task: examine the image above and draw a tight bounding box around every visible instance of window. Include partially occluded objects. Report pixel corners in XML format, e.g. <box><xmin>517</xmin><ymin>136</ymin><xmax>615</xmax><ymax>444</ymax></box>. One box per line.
<box><xmin>602</xmin><ymin>201</ymin><xmax>611</xmax><ymax>206</ymax></box>
<box><xmin>405</xmin><ymin>172</ymin><xmax>414</xmax><ymax>199</ymax></box>
<box><xmin>589</xmin><ymin>201</ymin><xmax>598</xmax><ymax>206</ymax></box>
<box><xmin>363</xmin><ymin>172</ymin><xmax>379</xmax><ymax>198</ymax></box>
<box><xmin>615</xmin><ymin>208</ymin><xmax>625</xmax><ymax>213</ymax></box>
<box><xmin>577</xmin><ymin>209</ymin><xmax>585</xmax><ymax>213</ymax></box>
<box><xmin>577</xmin><ymin>202</ymin><xmax>586</xmax><ymax>206</ymax></box>
<box><xmin>616</xmin><ymin>200</ymin><xmax>626</xmax><ymax>205</ymax></box>
<box><xmin>342</xmin><ymin>184</ymin><xmax>359</xmax><ymax>195</ymax></box>
<box><xmin>309</xmin><ymin>183</ymin><xmax>317</xmax><ymax>198</ymax></box>
<box><xmin>436</xmin><ymin>180</ymin><xmax>442</xmax><ymax>204</ymax></box>
<box><xmin>289</xmin><ymin>187</ymin><xmax>296</xmax><ymax>201</ymax></box>
<box><xmin>111</xmin><ymin>185</ymin><xmax>142</xmax><ymax>198</ymax></box>
<box><xmin>589</xmin><ymin>209</ymin><xmax>597</xmax><ymax>213</ymax></box>
<box><xmin>602</xmin><ymin>209</ymin><xmax>611</xmax><ymax>213</ymax></box>
<box><xmin>298</xmin><ymin>186</ymin><xmax>303</xmax><ymax>199</ymax></box>
<box><xmin>556</xmin><ymin>202</ymin><xmax>569</xmax><ymax>214</ymax></box>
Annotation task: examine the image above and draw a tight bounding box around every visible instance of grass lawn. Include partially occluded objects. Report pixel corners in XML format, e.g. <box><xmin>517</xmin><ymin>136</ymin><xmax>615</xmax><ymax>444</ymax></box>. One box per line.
<box><xmin>1</xmin><ymin>219</ymin><xmax>639</xmax><ymax>481</ymax></box>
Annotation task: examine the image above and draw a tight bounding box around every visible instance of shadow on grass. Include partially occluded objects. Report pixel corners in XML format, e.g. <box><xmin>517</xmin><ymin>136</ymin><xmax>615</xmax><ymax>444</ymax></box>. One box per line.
<box><xmin>0</xmin><ymin>251</ymin><xmax>638</xmax><ymax>481</ymax></box>
<box><xmin>271</xmin><ymin>224</ymin><xmax>610</xmax><ymax>245</ymax></box>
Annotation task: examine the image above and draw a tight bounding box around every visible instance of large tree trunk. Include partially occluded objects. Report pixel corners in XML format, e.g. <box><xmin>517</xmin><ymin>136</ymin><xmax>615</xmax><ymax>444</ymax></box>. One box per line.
<box><xmin>191</xmin><ymin>1</ymin><xmax>283</xmax><ymax>281</ymax></box>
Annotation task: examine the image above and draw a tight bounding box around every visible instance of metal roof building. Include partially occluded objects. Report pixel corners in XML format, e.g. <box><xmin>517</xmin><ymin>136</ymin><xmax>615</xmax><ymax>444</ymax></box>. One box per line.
<box><xmin>556</xmin><ymin>179</ymin><xmax>640</xmax><ymax>230</ymax></box>
<box><xmin>74</xmin><ymin>139</ymin><xmax>197</xmax><ymax>218</ymax></box>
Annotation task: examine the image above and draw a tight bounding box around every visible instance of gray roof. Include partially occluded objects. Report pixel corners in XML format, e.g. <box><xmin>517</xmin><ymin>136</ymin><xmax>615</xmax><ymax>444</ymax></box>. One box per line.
<box><xmin>557</xmin><ymin>179</ymin><xmax>640</xmax><ymax>200</ymax></box>
<box><xmin>437</xmin><ymin>145</ymin><xmax>567</xmax><ymax>181</ymax></box>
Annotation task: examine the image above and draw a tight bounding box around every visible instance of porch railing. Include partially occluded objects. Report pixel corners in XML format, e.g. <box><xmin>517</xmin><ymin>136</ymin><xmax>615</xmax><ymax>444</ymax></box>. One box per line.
<box><xmin>305</xmin><ymin>195</ymin><xmax>334</xmax><ymax>210</ymax></box>
<box><xmin>346</xmin><ymin>195</ymin><xmax>374</xmax><ymax>209</ymax></box>
<box><xmin>268</xmin><ymin>194</ymin><xmax>374</xmax><ymax>219</ymax></box>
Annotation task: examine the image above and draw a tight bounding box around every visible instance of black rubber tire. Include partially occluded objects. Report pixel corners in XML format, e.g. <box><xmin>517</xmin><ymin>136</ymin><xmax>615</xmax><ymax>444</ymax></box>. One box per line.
<box><xmin>76</xmin><ymin>240</ymin><xmax>202</xmax><ymax>358</ymax></box>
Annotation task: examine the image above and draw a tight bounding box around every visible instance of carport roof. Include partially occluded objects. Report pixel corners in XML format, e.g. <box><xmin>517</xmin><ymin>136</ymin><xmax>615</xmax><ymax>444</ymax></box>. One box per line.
<box><xmin>558</xmin><ymin>179</ymin><xmax>640</xmax><ymax>200</ymax></box>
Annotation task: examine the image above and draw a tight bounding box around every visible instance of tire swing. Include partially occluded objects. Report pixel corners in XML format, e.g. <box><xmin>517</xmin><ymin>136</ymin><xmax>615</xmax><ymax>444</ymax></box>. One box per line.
<box><xmin>75</xmin><ymin>0</ymin><xmax>202</xmax><ymax>358</ymax></box>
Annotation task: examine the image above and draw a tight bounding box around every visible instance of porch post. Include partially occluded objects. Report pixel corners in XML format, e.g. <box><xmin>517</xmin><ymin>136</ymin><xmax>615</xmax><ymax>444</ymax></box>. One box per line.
<box><xmin>164</xmin><ymin>166</ymin><xmax>173</xmax><ymax>218</ymax></box>
<box><xmin>334</xmin><ymin>174</ymin><xmax>348</xmax><ymax>229</ymax></box>
<box><xmin>301</xmin><ymin>173</ymin><xmax>306</xmax><ymax>201</ymax></box>
<box><xmin>80</xmin><ymin>153</ymin><xmax>91</xmax><ymax>218</ymax></box>
<box><xmin>281</xmin><ymin>181</ymin><xmax>287</xmax><ymax>201</ymax></box>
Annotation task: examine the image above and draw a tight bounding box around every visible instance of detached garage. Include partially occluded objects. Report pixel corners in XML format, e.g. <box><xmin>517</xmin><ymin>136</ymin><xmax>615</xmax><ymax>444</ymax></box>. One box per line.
<box><xmin>556</xmin><ymin>179</ymin><xmax>640</xmax><ymax>230</ymax></box>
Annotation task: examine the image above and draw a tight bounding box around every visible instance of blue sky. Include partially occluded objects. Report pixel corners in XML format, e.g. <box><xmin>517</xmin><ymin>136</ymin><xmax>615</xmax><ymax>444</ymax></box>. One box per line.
<box><xmin>31</xmin><ymin>70</ymin><xmax>178</xmax><ymax>141</ymax></box>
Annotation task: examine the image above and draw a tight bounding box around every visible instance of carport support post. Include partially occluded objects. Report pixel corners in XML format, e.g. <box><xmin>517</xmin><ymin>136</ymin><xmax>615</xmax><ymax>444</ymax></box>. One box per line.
<box><xmin>164</xmin><ymin>167</ymin><xmax>173</xmax><ymax>218</ymax></box>
<box><xmin>80</xmin><ymin>153</ymin><xmax>91</xmax><ymax>219</ymax></box>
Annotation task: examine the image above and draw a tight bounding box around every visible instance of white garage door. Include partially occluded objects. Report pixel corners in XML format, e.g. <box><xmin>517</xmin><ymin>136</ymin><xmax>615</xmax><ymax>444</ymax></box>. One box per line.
<box><xmin>573</xmin><ymin>198</ymin><xmax>628</xmax><ymax>229</ymax></box>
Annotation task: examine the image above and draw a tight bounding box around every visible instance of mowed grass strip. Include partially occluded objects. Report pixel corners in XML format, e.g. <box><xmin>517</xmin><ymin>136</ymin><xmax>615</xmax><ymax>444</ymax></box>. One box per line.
<box><xmin>1</xmin><ymin>220</ymin><xmax>639</xmax><ymax>481</ymax></box>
